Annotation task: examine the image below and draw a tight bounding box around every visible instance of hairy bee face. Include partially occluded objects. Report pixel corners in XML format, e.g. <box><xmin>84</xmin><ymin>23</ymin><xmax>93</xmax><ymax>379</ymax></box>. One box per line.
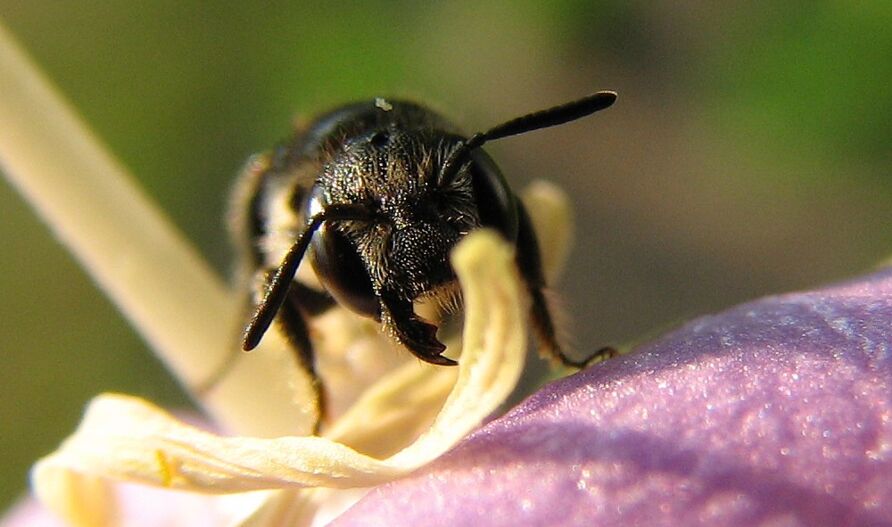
<box><xmin>308</xmin><ymin>128</ymin><xmax>482</xmax><ymax>313</ymax></box>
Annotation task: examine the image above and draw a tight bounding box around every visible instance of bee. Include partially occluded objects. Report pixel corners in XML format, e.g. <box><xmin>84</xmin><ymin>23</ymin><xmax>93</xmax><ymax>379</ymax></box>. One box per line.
<box><xmin>231</xmin><ymin>92</ymin><xmax>616</xmax><ymax>417</ymax></box>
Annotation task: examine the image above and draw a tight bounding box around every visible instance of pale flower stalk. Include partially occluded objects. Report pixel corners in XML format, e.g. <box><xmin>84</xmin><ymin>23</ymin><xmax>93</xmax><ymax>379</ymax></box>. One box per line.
<box><xmin>0</xmin><ymin>20</ymin><xmax>308</xmax><ymax>438</ymax></box>
<box><xmin>0</xmin><ymin>21</ymin><xmax>573</xmax><ymax>526</ymax></box>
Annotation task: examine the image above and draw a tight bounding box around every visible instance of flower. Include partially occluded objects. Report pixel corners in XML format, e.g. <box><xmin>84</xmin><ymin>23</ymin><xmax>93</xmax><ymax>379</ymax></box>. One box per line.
<box><xmin>7</xmin><ymin>265</ymin><xmax>892</xmax><ymax>526</ymax></box>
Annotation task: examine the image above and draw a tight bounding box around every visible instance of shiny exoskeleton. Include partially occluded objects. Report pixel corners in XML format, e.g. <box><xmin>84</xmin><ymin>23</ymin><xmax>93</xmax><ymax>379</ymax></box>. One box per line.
<box><xmin>234</xmin><ymin>92</ymin><xmax>616</xmax><ymax>413</ymax></box>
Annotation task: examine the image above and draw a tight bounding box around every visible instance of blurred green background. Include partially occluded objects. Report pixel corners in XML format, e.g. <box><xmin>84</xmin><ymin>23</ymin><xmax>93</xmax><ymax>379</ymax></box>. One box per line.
<box><xmin>1</xmin><ymin>1</ymin><xmax>890</xmax><ymax>512</ymax></box>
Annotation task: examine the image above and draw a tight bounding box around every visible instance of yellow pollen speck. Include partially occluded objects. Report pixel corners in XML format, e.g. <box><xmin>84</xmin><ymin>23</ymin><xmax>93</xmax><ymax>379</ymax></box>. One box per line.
<box><xmin>155</xmin><ymin>450</ymin><xmax>174</xmax><ymax>487</ymax></box>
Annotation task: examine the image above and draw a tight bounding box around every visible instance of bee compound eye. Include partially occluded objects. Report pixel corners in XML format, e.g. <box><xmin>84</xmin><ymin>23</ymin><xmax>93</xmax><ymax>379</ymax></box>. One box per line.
<box><xmin>309</xmin><ymin>222</ymin><xmax>381</xmax><ymax>320</ymax></box>
<box><xmin>468</xmin><ymin>149</ymin><xmax>519</xmax><ymax>242</ymax></box>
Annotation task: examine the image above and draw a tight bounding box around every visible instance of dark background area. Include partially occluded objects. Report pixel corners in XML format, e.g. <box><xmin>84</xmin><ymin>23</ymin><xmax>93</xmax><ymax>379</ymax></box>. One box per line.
<box><xmin>1</xmin><ymin>2</ymin><xmax>890</xmax><ymax>511</ymax></box>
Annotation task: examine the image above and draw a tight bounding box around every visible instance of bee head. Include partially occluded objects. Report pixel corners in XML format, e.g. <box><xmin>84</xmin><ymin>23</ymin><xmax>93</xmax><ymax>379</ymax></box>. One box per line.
<box><xmin>310</xmin><ymin>127</ymin><xmax>486</xmax><ymax>307</ymax></box>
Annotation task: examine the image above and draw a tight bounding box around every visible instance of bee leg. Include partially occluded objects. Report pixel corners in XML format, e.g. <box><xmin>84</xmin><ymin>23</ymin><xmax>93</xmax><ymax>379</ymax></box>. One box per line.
<box><xmin>275</xmin><ymin>281</ymin><xmax>336</xmax><ymax>433</ymax></box>
<box><xmin>515</xmin><ymin>201</ymin><xmax>616</xmax><ymax>369</ymax></box>
<box><xmin>379</xmin><ymin>292</ymin><xmax>456</xmax><ymax>366</ymax></box>
<box><xmin>194</xmin><ymin>280</ymin><xmax>336</xmax><ymax>427</ymax></box>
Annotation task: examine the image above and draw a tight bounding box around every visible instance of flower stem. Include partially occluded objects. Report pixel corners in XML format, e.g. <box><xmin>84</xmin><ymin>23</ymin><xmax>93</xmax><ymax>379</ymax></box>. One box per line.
<box><xmin>0</xmin><ymin>21</ymin><xmax>309</xmax><ymax>436</ymax></box>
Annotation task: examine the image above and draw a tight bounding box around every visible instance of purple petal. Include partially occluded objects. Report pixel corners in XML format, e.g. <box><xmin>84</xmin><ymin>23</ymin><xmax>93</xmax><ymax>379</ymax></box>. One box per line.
<box><xmin>334</xmin><ymin>269</ymin><xmax>892</xmax><ymax>527</ymax></box>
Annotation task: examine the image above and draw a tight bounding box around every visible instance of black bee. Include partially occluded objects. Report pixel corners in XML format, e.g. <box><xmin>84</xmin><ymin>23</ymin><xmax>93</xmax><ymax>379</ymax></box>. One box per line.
<box><xmin>232</xmin><ymin>92</ymin><xmax>616</xmax><ymax>412</ymax></box>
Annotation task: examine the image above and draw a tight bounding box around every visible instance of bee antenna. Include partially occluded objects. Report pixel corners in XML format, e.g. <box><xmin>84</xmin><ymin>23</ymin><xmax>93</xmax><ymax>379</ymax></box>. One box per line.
<box><xmin>242</xmin><ymin>203</ymin><xmax>375</xmax><ymax>351</ymax></box>
<box><xmin>438</xmin><ymin>90</ymin><xmax>617</xmax><ymax>185</ymax></box>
